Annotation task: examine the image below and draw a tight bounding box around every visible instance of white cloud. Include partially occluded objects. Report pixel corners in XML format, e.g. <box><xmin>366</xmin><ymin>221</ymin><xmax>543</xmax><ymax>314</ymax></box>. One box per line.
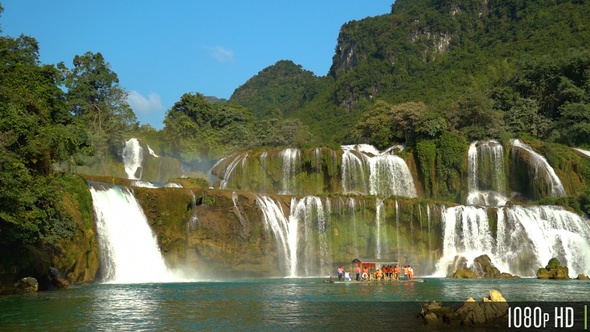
<box><xmin>127</xmin><ymin>91</ymin><xmax>163</xmax><ymax>114</ymax></box>
<box><xmin>205</xmin><ymin>45</ymin><xmax>234</xmax><ymax>63</ymax></box>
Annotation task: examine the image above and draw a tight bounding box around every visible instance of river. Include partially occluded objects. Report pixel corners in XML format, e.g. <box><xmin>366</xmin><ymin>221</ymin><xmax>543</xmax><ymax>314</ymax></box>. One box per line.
<box><xmin>1</xmin><ymin>277</ymin><xmax>588</xmax><ymax>331</ymax></box>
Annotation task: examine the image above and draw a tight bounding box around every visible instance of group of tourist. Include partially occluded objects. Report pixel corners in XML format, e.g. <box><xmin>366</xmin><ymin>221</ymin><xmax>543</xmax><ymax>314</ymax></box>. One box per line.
<box><xmin>337</xmin><ymin>264</ymin><xmax>415</xmax><ymax>281</ymax></box>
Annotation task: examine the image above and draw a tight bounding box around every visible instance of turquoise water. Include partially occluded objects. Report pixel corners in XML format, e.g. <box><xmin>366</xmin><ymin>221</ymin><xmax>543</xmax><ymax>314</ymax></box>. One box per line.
<box><xmin>0</xmin><ymin>278</ymin><xmax>588</xmax><ymax>331</ymax></box>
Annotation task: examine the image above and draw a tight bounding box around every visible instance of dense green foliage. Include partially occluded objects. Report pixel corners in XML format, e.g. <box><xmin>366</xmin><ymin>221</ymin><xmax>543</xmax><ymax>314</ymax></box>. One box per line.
<box><xmin>0</xmin><ymin>30</ymin><xmax>87</xmax><ymax>269</ymax></box>
<box><xmin>229</xmin><ymin>60</ymin><xmax>326</xmax><ymax>119</ymax></box>
<box><xmin>58</xmin><ymin>51</ymin><xmax>138</xmax><ymax>158</ymax></box>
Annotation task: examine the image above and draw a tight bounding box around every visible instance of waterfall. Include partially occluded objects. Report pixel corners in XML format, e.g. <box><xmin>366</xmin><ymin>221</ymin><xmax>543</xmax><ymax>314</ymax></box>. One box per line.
<box><xmin>341</xmin><ymin>147</ymin><xmax>369</xmax><ymax>194</ymax></box>
<box><xmin>256</xmin><ymin>195</ymin><xmax>330</xmax><ymax>277</ymax></box>
<box><xmin>291</xmin><ymin>196</ymin><xmax>330</xmax><ymax>276</ymax></box>
<box><xmin>375</xmin><ymin>198</ymin><xmax>384</xmax><ymax>259</ymax></box>
<box><xmin>347</xmin><ymin>198</ymin><xmax>360</xmax><ymax>259</ymax></box>
<box><xmin>256</xmin><ymin>196</ymin><xmax>298</xmax><ymax>276</ymax></box>
<box><xmin>341</xmin><ymin>144</ymin><xmax>417</xmax><ymax>198</ymax></box>
<box><xmin>215</xmin><ymin>152</ymin><xmax>248</xmax><ymax>189</ymax></box>
<box><xmin>122</xmin><ymin>138</ymin><xmax>143</xmax><ymax>180</ymax></box>
<box><xmin>279</xmin><ymin>148</ymin><xmax>301</xmax><ymax>194</ymax></box>
<box><xmin>574</xmin><ymin>147</ymin><xmax>590</xmax><ymax>159</ymax></box>
<box><xmin>498</xmin><ymin>206</ymin><xmax>590</xmax><ymax>277</ymax></box>
<box><xmin>466</xmin><ymin>140</ymin><xmax>509</xmax><ymax>206</ymax></box>
<box><xmin>395</xmin><ymin>200</ymin><xmax>401</xmax><ymax>261</ymax></box>
<box><xmin>435</xmin><ymin>205</ymin><xmax>590</xmax><ymax>277</ymax></box>
<box><xmin>231</xmin><ymin>191</ymin><xmax>248</xmax><ymax>233</ymax></box>
<box><xmin>511</xmin><ymin>139</ymin><xmax>566</xmax><ymax>197</ymax></box>
<box><xmin>146</xmin><ymin>144</ymin><xmax>159</xmax><ymax>158</ymax></box>
<box><xmin>90</xmin><ymin>184</ymin><xmax>188</xmax><ymax>284</ymax></box>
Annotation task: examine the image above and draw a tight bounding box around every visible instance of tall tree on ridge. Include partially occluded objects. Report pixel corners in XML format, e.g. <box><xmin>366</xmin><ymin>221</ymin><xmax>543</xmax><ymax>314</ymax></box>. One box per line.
<box><xmin>58</xmin><ymin>52</ymin><xmax>137</xmax><ymax>156</ymax></box>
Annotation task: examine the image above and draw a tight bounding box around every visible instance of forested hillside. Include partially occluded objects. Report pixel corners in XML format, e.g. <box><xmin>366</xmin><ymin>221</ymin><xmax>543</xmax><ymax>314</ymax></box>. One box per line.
<box><xmin>228</xmin><ymin>0</ymin><xmax>590</xmax><ymax>146</ymax></box>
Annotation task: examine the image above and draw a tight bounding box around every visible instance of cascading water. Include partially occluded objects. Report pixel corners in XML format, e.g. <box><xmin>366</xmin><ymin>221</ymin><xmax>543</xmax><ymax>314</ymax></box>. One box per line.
<box><xmin>511</xmin><ymin>139</ymin><xmax>566</xmax><ymax>197</ymax></box>
<box><xmin>256</xmin><ymin>196</ymin><xmax>298</xmax><ymax>276</ymax></box>
<box><xmin>279</xmin><ymin>148</ymin><xmax>300</xmax><ymax>194</ymax></box>
<box><xmin>290</xmin><ymin>196</ymin><xmax>330</xmax><ymax>276</ymax></box>
<box><xmin>375</xmin><ymin>198</ymin><xmax>385</xmax><ymax>259</ymax></box>
<box><xmin>574</xmin><ymin>148</ymin><xmax>590</xmax><ymax>159</ymax></box>
<box><xmin>256</xmin><ymin>195</ymin><xmax>331</xmax><ymax>277</ymax></box>
<box><xmin>341</xmin><ymin>147</ymin><xmax>369</xmax><ymax>194</ymax></box>
<box><xmin>466</xmin><ymin>140</ymin><xmax>509</xmax><ymax>206</ymax></box>
<box><xmin>122</xmin><ymin>138</ymin><xmax>143</xmax><ymax>180</ymax></box>
<box><xmin>341</xmin><ymin>144</ymin><xmax>417</xmax><ymax>198</ymax></box>
<box><xmin>435</xmin><ymin>205</ymin><xmax>590</xmax><ymax>277</ymax></box>
<box><xmin>215</xmin><ymin>152</ymin><xmax>248</xmax><ymax>189</ymax></box>
<box><xmin>90</xmin><ymin>184</ymin><xmax>189</xmax><ymax>284</ymax></box>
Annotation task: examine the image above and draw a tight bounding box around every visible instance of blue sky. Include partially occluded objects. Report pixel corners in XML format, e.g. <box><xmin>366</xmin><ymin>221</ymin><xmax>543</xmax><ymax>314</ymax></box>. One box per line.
<box><xmin>2</xmin><ymin>1</ymin><xmax>393</xmax><ymax>129</ymax></box>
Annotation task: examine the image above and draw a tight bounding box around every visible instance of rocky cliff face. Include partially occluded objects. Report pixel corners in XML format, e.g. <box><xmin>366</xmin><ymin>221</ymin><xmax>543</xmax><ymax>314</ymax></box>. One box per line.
<box><xmin>130</xmin><ymin>185</ymin><xmax>446</xmax><ymax>277</ymax></box>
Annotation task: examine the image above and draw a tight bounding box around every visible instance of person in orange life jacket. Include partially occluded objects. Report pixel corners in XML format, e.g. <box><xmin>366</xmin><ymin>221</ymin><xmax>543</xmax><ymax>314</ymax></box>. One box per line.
<box><xmin>362</xmin><ymin>267</ymin><xmax>369</xmax><ymax>281</ymax></box>
<box><xmin>408</xmin><ymin>266</ymin><xmax>414</xmax><ymax>280</ymax></box>
<box><xmin>403</xmin><ymin>266</ymin><xmax>409</xmax><ymax>279</ymax></box>
<box><xmin>393</xmin><ymin>265</ymin><xmax>400</xmax><ymax>280</ymax></box>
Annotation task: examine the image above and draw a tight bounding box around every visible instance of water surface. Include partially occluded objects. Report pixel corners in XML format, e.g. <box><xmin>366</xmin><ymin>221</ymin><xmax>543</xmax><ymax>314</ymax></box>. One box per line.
<box><xmin>1</xmin><ymin>278</ymin><xmax>588</xmax><ymax>331</ymax></box>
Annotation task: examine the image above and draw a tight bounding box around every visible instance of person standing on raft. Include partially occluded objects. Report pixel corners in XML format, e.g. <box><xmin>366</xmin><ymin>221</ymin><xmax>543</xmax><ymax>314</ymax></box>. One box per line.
<box><xmin>337</xmin><ymin>266</ymin><xmax>344</xmax><ymax>281</ymax></box>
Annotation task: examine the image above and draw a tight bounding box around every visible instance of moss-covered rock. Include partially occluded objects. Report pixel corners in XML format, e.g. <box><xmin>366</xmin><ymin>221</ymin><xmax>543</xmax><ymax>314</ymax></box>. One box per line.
<box><xmin>452</xmin><ymin>268</ymin><xmax>479</xmax><ymax>278</ymax></box>
<box><xmin>536</xmin><ymin>258</ymin><xmax>570</xmax><ymax>280</ymax></box>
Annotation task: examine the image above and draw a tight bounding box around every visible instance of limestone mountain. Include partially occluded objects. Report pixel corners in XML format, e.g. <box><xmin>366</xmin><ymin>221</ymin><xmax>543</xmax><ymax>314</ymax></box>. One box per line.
<box><xmin>228</xmin><ymin>0</ymin><xmax>590</xmax><ymax>144</ymax></box>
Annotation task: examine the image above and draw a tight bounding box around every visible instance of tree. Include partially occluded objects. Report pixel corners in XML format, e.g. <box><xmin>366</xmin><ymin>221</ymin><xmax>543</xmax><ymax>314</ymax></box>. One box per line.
<box><xmin>58</xmin><ymin>52</ymin><xmax>137</xmax><ymax>156</ymax></box>
<box><xmin>163</xmin><ymin>93</ymin><xmax>255</xmax><ymax>165</ymax></box>
<box><xmin>556</xmin><ymin>102</ymin><xmax>590</xmax><ymax>146</ymax></box>
<box><xmin>351</xmin><ymin>100</ymin><xmax>430</xmax><ymax>148</ymax></box>
<box><xmin>0</xmin><ymin>33</ymin><xmax>85</xmax><ymax>252</ymax></box>
<box><xmin>451</xmin><ymin>91</ymin><xmax>504</xmax><ymax>140</ymax></box>
<box><xmin>503</xmin><ymin>97</ymin><xmax>552</xmax><ymax>138</ymax></box>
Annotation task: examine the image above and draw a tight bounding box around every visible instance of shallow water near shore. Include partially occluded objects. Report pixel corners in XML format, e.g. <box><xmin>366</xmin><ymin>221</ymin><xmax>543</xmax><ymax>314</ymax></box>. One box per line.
<box><xmin>1</xmin><ymin>277</ymin><xmax>588</xmax><ymax>331</ymax></box>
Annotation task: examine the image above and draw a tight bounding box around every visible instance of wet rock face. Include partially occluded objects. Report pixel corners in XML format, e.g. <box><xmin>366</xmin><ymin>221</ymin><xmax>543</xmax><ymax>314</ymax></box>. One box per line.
<box><xmin>419</xmin><ymin>289</ymin><xmax>509</xmax><ymax>327</ymax></box>
<box><xmin>449</xmin><ymin>255</ymin><xmax>519</xmax><ymax>279</ymax></box>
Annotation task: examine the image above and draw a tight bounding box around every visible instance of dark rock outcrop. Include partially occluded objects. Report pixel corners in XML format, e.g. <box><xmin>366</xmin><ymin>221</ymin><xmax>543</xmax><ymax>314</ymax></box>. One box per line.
<box><xmin>419</xmin><ymin>289</ymin><xmax>509</xmax><ymax>327</ymax></box>
<box><xmin>13</xmin><ymin>277</ymin><xmax>38</xmax><ymax>294</ymax></box>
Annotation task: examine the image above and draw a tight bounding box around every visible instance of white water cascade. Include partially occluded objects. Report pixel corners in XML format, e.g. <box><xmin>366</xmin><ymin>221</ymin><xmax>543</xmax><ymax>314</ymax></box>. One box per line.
<box><xmin>375</xmin><ymin>198</ymin><xmax>385</xmax><ymax>259</ymax></box>
<box><xmin>215</xmin><ymin>152</ymin><xmax>248</xmax><ymax>190</ymax></box>
<box><xmin>279</xmin><ymin>148</ymin><xmax>301</xmax><ymax>194</ymax></box>
<box><xmin>511</xmin><ymin>139</ymin><xmax>566</xmax><ymax>197</ymax></box>
<box><xmin>435</xmin><ymin>205</ymin><xmax>590</xmax><ymax>277</ymax></box>
<box><xmin>574</xmin><ymin>148</ymin><xmax>590</xmax><ymax>160</ymax></box>
<box><xmin>256</xmin><ymin>196</ymin><xmax>298</xmax><ymax>277</ymax></box>
<box><xmin>466</xmin><ymin>140</ymin><xmax>509</xmax><ymax>206</ymax></box>
<box><xmin>341</xmin><ymin>144</ymin><xmax>417</xmax><ymax>198</ymax></box>
<box><xmin>122</xmin><ymin>138</ymin><xmax>143</xmax><ymax>180</ymax></box>
<box><xmin>256</xmin><ymin>195</ymin><xmax>331</xmax><ymax>277</ymax></box>
<box><xmin>90</xmin><ymin>184</ymin><xmax>189</xmax><ymax>284</ymax></box>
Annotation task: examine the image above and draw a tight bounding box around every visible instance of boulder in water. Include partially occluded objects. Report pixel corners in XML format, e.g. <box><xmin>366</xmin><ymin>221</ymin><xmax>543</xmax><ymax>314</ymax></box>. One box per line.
<box><xmin>536</xmin><ymin>258</ymin><xmax>570</xmax><ymax>280</ymax></box>
<box><xmin>419</xmin><ymin>289</ymin><xmax>509</xmax><ymax>327</ymax></box>
<box><xmin>13</xmin><ymin>277</ymin><xmax>38</xmax><ymax>293</ymax></box>
<box><xmin>451</xmin><ymin>268</ymin><xmax>479</xmax><ymax>278</ymax></box>
<box><xmin>449</xmin><ymin>255</ymin><xmax>519</xmax><ymax>279</ymax></box>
